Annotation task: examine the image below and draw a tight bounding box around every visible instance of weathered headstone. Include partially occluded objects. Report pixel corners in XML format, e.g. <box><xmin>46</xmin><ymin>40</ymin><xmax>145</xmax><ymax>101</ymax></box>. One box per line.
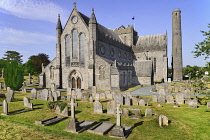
<box><xmin>89</xmin><ymin>96</ymin><xmax>93</xmax><ymax>102</ymax></box>
<box><xmin>175</xmin><ymin>93</ymin><xmax>184</xmax><ymax>104</ymax></box>
<box><xmin>107</xmin><ymin>100</ymin><xmax>117</xmax><ymax>115</ymax></box>
<box><xmin>174</xmin><ymin>85</ymin><xmax>180</xmax><ymax>93</ymax></box>
<box><xmin>166</xmin><ymin>95</ymin><xmax>174</xmax><ymax>103</ymax></box>
<box><xmin>106</xmin><ymin>93</ymin><xmax>113</xmax><ymax>99</ymax></box>
<box><xmin>81</xmin><ymin>91</ymin><xmax>89</xmax><ymax>101</ymax></box>
<box><xmin>180</xmin><ymin>87</ymin><xmax>185</xmax><ymax>93</ymax></box>
<box><xmin>30</xmin><ymin>88</ymin><xmax>37</xmax><ymax>99</ymax></box>
<box><xmin>145</xmin><ymin>108</ymin><xmax>152</xmax><ymax>117</ymax></box>
<box><xmin>95</xmin><ymin>93</ymin><xmax>100</xmax><ymax>101</ymax></box>
<box><xmin>122</xmin><ymin>108</ymin><xmax>129</xmax><ymax>116</ymax></box>
<box><xmin>158</xmin><ymin>89</ymin><xmax>166</xmax><ymax>96</ymax></box>
<box><xmin>42</xmin><ymin>89</ymin><xmax>49</xmax><ymax>100</ymax></box>
<box><xmin>159</xmin><ymin>115</ymin><xmax>168</xmax><ymax>127</ymax></box>
<box><xmin>94</xmin><ymin>101</ymin><xmax>103</xmax><ymax>113</ymax></box>
<box><xmin>139</xmin><ymin>99</ymin><xmax>146</xmax><ymax>106</ymax></box>
<box><xmin>23</xmin><ymin>97</ymin><xmax>33</xmax><ymax>109</ymax></box>
<box><xmin>1</xmin><ymin>100</ymin><xmax>8</xmax><ymax>115</ymax></box>
<box><xmin>207</xmin><ymin>102</ymin><xmax>210</xmax><ymax>109</ymax></box>
<box><xmin>92</xmin><ymin>86</ymin><xmax>97</xmax><ymax>98</ymax></box>
<box><xmin>104</xmin><ymin>90</ymin><xmax>111</xmax><ymax>95</ymax></box>
<box><xmin>130</xmin><ymin>109</ymin><xmax>141</xmax><ymax>119</ymax></box>
<box><xmin>52</xmin><ymin>91</ymin><xmax>58</xmax><ymax>101</ymax></box>
<box><xmin>67</xmin><ymin>87</ymin><xmax>72</xmax><ymax>95</ymax></box>
<box><xmin>184</xmin><ymin>89</ymin><xmax>191</xmax><ymax>99</ymax></box>
<box><xmin>100</xmin><ymin>93</ymin><xmax>106</xmax><ymax>100</ymax></box>
<box><xmin>56</xmin><ymin>91</ymin><xmax>61</xmax><ymax>97</ymax></box>
<box><xmin>188</xmin><ymin>99</ymin><xmax>198</xmax><ymax>108</ymax></box>
<box><xmin>48</xmin><ymin>91</ymin><xmax>54</xmax><ymax>102</ymax></box>
<box><xmin>76</xmin><ymin>90</ymin><xmax>82</xmax><ymax>99</ymax></box>
<box><xmin>7</xmin><ymin>87</ymin><xmax>11</xmax><ymax>94</ymax></box>
<box><xmin>132</xmin><ymin>97</ymin><xmax>139</xmax><ymax>105</ymax></box>
<box><xmin>152</xmin><ymin>95</ymin><xmax>158</xmax><ymax>102</ymax></box>
<box><xmin>6</xmin><ymin>90</ymin><xmax>14</xmax><ymax>102</ymax></box>
<box><xmin>157</xmin><ymin>95</ymin><xmax>165</xmax><ymax>103</ymax></box>
<box><xmin>125</xmin><ymin>96</ymin><xmax>131</xmax><ymax>106</ymax></box>
<box><xmin>114</xmin><ymin>93</ymin><xmax>124</xmax><ymax>105</ymax></box>
<box><xmin>51</xmin><ymin>83</ymin><xmax>56</xmax><ymax>92</ymax></box>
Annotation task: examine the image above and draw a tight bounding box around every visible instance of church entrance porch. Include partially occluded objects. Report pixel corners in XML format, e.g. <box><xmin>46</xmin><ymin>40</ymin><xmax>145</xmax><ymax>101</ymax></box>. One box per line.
<box><xmin>69</xmin><ymin>70</ymin><xmax>82</xmax><ymax>89</ymax></box>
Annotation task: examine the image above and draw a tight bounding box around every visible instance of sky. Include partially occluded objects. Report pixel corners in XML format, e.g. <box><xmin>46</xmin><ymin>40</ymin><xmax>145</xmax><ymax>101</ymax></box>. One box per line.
<box><xmin>0</xmin><ymin>0</ymin><xmax>209</xmax><ymax>67</ymax></box>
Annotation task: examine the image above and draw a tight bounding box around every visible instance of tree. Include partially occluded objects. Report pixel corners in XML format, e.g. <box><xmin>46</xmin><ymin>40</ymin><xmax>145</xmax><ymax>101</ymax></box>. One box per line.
<box><xmin>28</xmin><ymin>53</ymin><xmax>50</xmax><ymax>74</ymax></box>
<box><xmin>183</xmin><ymin>65</ymin><xmax>202</xmax><ymax>80</ymax></box>
<box><xmin>25</xmin><ymin>60</ymin><xmax>35</xmax><ymax>75</ymax></box>
<box><xmin>3</xmin><ymin>51</ymin><xmax>23</xmax><ymax>64</ymax></box>
<box><xmin>4</xmin><ymin>61</ymin><xmax>24</xmax><ymax>91</ymax></box>
<box><xmin>192</xmin><ymin>24</ymin><xmax>210</xmax><ymax>60</ymax></box>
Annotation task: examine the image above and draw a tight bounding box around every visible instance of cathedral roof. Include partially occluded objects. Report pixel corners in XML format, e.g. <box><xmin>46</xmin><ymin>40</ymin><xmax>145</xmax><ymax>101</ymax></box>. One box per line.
<box><xmin>133</xmin><ymin>33</ymin><xmax>167</xmax><ymax>52</ymax></box>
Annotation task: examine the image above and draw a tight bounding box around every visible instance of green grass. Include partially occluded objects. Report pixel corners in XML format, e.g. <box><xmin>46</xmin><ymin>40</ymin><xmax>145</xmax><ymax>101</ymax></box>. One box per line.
<box><xmin>0</xmin><ymin>91</ymin><xmax>210</xmax><ymax>140</ymax></box>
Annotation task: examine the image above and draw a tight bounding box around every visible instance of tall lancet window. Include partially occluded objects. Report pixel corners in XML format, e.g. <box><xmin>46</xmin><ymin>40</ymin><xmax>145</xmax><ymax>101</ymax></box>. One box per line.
<box><xmin>72</xmin><ymin>29</ymin><xmax>78</xmax><ymax>59</ymax></box>
<box><xmin>79</xmin><ymin>33</ymin><xmax>85</xmax><ymax>65</ymax></box>
<box><xmin>65</xmin><ymin>35</ymin><xmax>70</xmax><ymax>66</ymax></box>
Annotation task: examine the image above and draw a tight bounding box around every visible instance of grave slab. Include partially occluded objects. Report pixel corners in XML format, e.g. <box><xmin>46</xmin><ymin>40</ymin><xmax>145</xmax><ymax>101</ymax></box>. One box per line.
<box><xmin>34</xmin><ymin>116</ymin><xmax>67</xmax><ymax>126</ymax></box>
<box><xmin>87</xmin><ymin>122</ymin><xmax>115</xmax><ymax>135</ymax></box>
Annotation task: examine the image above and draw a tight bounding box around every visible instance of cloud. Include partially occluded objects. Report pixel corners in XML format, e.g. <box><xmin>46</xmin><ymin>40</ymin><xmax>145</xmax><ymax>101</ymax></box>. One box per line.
<box><xmin>0</xmin><ymin>27</ymin><xmax>55</xmax><ymax>46</ymax></box>
<box><xmin>0</xmin><ymin>0</ymin><xmax>69</xmax><ymax>23</ymax></box>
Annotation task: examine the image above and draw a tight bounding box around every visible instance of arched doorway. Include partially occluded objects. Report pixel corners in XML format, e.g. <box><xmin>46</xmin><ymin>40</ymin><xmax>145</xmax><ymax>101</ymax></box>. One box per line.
<box><xmin>69</xmin><ymin>70</ymin><xmax>82</xmax><ymax>89</ymax></box>
<box><xmin>77</xmin><ymin>77</ymin><xmax>81</xmax><ymax>89</ymax></box>
<box><xmin>72</xmin><ymin>77</ymin><xmax>76</xmax><ymax>88</ymax></box>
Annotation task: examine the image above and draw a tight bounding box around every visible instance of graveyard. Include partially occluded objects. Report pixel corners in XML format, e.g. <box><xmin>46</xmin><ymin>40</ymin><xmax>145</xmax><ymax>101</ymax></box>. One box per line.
<box><xmin>0</xmin><ymin>76</ymin><xmax>209</xmax><ymax>140</ymax></box>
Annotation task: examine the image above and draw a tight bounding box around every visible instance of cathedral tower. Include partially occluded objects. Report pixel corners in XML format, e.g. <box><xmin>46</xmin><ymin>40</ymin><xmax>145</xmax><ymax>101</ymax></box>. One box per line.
<box><xmin>172</xmin><ymin>9</ymin><xmax>183</xmax><ymax>81</ymax></box>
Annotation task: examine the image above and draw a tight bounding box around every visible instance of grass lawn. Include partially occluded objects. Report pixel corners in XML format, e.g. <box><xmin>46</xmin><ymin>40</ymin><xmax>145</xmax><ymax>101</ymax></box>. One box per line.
<box><xmin>0</xmin><ymin>91</ymin><xmax>210</xmax><ymax>140</ymax></box>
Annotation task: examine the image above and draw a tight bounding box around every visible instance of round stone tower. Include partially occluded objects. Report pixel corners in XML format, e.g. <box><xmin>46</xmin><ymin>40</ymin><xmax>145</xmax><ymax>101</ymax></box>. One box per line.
<box><xmin>172</xmin><ymin>9</ymin><xmax>183</xmax><ymax>81</ymax></box>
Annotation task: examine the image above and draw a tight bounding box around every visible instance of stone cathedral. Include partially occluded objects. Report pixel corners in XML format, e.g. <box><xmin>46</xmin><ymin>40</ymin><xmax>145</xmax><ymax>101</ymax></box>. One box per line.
<box><xmin>39</xmin><ymin>4</ymin><xmax>171</xmax><ymax>91</ymax></box>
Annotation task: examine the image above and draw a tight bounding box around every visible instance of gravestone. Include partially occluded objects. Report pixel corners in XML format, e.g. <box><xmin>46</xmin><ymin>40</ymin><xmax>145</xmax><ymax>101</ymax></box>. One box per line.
<box><xmin>145</xmin><ymin>108</ymin><xmax>152</xmax><ymax>117</ymax></box>
<box><xmin>89</xmin><ymin>96</ymin><xmax>93</xmax><ymax>102</ymax></box>
<box><xmin>157</xmin><ymin>95</ymin><xmax>165</xmax><ymax>103</ymax></box>
<box><xmin>114</xmin><ymin>93</ymin><xmax>124</xmax><ymax>105</ymax></box>
<box><xmin>175</xmin><ymin>93</ymin><xmax>184</xmax><ymax>104</ymax></box>
<box><xmin>106</xmin><ymin>93</ymin><xmax>113</xmax><ymax>99</ymax></box>
<box><xmin>1</xmin><ymin>100</ymin><xmax>8</xmax><ymax>115</ymax></box>
<box><xmin>95</xmin><ymin>93</ymin><xmax>100</xmax><ymax>101</ymax></box>
<box><xmin>132</xmin><ymin>97</ymin><xmax>139</xmax><ymax>105</ymax></box>
<box><xmin>81</xmin><ymin>92</ymin><xmax>89</xmax><ymax>101</ymax></box>
<box><xmin>207</xmin><ymin>102</ymin><xmax>210</xmax><ymax>109</ymax></box>
<box><xmin>139</xmin><ymin>99</ymin><xmax>145</xmax><ymax>106</ymax></box>
<box><xmin>188</xmin><ymin>99</ymin><xmax>198</xmax><ymax>108</ymax></box>
<box><xmin>67</xmin><ymin>87</ymin><xmax>72</xmax><ymax>95</ymax></box>
<box><xmin>42</xmin><ymin>89</ymin><xmax>49</xmax><ymax>100</ymax></box>
<box><xmin>48</xmin><ymin>91</ymin><xmax>54</xmax><ymax>102</ymax></box>
<box><xmin>122</xmin><ymin>108</ymin><xmax>129</xmax><ymax>116</ymax></box>
<box><xmin>92</xmin><ymin>86</ymin><xmax>97</xmax><ymax>98</ymax></box>
<box><xmin>7</xmin><ymin>87</ymin><xmax>11</xmax><ymax>94</ymax></box>
<box><xmin>107</xmin><ymin>100</ymin><xmax>117</xmax><ymax>115</ymax></box>
<box><xmin>125</xmin><ymin>96</ymin><xmax>131</xmax><ymax>106</ymax></box>
<box><xmin>55</xmin><ymin>105</ymin><xmax>69</xmax><ymax>116</ymax></box>
<box><xmin>158</xmin><ymin>89</ymin><xmax>166</xmax><ymax>96</ymax></box>
<box><xmin>52</xmin><ymin>91</ymin><xmax>58</xmax><ymax>101</ymax></box>
<box><xmin>180</xmin><ymin>87</ymin><xmax>185</xmax><ymax>93</ymax></box>
<box><xmin>67</xmin><ymin>95</ymin><xmax>71</xmax><ymax>101</ymax></box>
<box><xmin>166</xmin><ymin>95</ymin><xmax>174</xmax><ymax>103</ymax></box>
<box><xmin>71</xmin><ymin>90</ymin><xmax>76</xmax><ymax>99</ymax></box>
<box><xmin>159</xmin><ymin>115</ymin><xmax>168</xmax><ymax>127</ymax></box>
<box><xmin>0</xmin><ymin>83</ymin><xmax>2</xmax><ymax>91</ymax></box>
<box><xmin>22</xmin><ymin>88</ymin><xmax>27</xmax><ymax>93</ymax></box>
<box><xmin>104</xmin><ymin>90</ymin><xmax>111</xmax><ymax>95</ymax></box>
<box><xmin>94</xmin><ymin>101</ymin><xmax>103</xmax><ymax>113</ymax></box>
<box><xmin>30</xmin><ymin>88</ymin><xmax>37</xmax><ymax>99</ymax></box>
<box><xmin>152</xmin><ymin>95</ymin><xmax>158</xmax><ymax>102</ymax></box>
<box><xmin>184</xmin><ymin>89</ymin><xmax>191</xmax><ymax>99</ymax></box>
<box><xmin>130</xmin><ymin>109</ymin><xmax>141</xmax><ymax>119</ymax></box>
<box><xmin>110</xmin><ymin>105</ymin><xmax>126</xmax><ymax>138</ymax></box>
<box><xmin>56</xmin><ymin>91</ymin><xmax>61</xmax><ymax>97</ymax></box>
<box><xmin>65</xmin><ymin>98</ymin><xmax>81</xmax><ymax>133</ymax></box>
<box><xmin>6</xmin><ymin>90</ymin><xmax>14</xmax><ymax>102</ymax></box>
<box><xmin>76</xmin><ymin>90</ymin><xmax>82</xmax><ymax>99</ymax></box>
<box><xmin>51</xmin><ymin>83</ymin><xmax>56</xmax><ymax>92</ymax></box>
<box><xmin>23</xmin><ymin>97</ymin><xmax>33</xmax><ymax>109</ymax></box>
<box><xmin>174</xmin><ymin>85</ymin><xmax>180</xmax><ymax>93</ymax></box>
<box><xmin>100</xmin><ymin>93</ymin><xmax>106</xmax><ymax>100</ymax></box>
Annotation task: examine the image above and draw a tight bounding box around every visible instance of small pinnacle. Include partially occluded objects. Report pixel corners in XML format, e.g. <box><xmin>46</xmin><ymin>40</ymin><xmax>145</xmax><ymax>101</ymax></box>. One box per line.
<box><xmin>58</xmin><ymin>14</ymin><xmax>60</xmax><ymax>18</ymax></box>
<box><xmin>92</xmin><ymin>8</ymin><xmax>94</xmax><ymax>12</ymax></box>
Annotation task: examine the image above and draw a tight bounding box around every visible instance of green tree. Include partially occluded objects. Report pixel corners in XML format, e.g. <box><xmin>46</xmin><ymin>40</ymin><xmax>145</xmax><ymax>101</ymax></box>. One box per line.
<box><xmin>192</xmin><ymin>24</ymin><xmax>210</xmax><ymax>60</ymax></box>
<box><xmin>4</xmin><ymin>61</ymin><xmax>24</xmax><ymax>91</ymax></box>
<box><xmin>3</xmin><ymin>51</ymin><xmax>23</xmax><ymax>64</ymax></box>
<box><xmin>25</xmin><ymin>60</ymin><xmax>35</xmax><ymax>75</ymax></box>
<box><xmin>183</xmin><ymin>65</ymin><xmax>202</xmax><ymax>79</ymax></box>
<box><xmin>28</xmin><ymin>53</ymin><xmax>50</xmax><ymax>74</ymax></box>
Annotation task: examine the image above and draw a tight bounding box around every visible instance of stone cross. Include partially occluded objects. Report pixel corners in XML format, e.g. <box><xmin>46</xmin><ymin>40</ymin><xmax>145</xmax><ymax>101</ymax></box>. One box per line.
<box><xmin>73</xmin><ymin>2</ymin><xmax>76</xmax><ymax>8</ymax></box>
<box><xmin>71</xmin><ymin>97</ymin><xmax>75</xmax><ymax>118</ymax></box>
<box><xmin>116</xmin><ymin>104</ymin><xmax>122</xmax><ymax>126</ymax></box>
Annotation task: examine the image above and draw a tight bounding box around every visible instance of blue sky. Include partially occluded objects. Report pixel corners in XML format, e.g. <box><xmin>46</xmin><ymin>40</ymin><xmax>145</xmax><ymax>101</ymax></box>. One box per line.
<box><xmin>0</xmin><ymin>0</ymin><xmax>209</xmax><ymax>67</ymax></box>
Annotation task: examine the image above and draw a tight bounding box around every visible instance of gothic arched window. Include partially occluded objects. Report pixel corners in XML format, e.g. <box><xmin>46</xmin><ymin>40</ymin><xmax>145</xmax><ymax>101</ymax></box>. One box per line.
<box><xmin>72</xmin><ymin>29</ymin><xmax>78</xmax><ymax>59</ymax></box>
<box><xmin>79</xmin><ymin>33</ymin><xmax>85</xmax><ymax>65</ymax></box>
<box><xmin>65</xmin><ymin>35</ymin><xmax>70</xmax><ymax>66</ymax></box>
<box><xmin>50</xmin><ymin>66</ymin><xmax>54</xmax><ymax>79</ymax></box>
<box><xmin>153</xmin><ymin>58</ymin><xmax>157</xmax><ymax>73</ymax></box>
